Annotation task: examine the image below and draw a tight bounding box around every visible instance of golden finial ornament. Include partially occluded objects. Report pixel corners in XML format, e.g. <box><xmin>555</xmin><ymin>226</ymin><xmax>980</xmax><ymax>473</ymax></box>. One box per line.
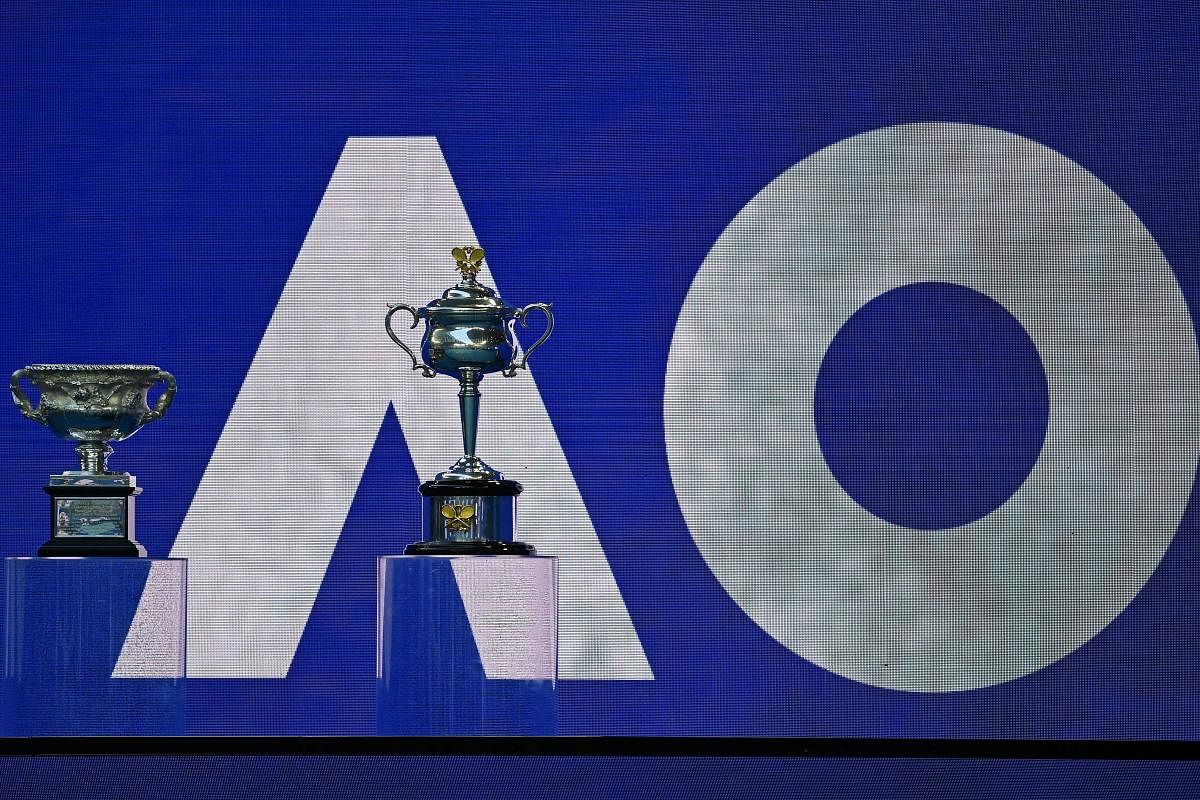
<box><xmin>451</xmin><ymin>246</ymin><xmax>485</xmax><ymax>281</ymax></box>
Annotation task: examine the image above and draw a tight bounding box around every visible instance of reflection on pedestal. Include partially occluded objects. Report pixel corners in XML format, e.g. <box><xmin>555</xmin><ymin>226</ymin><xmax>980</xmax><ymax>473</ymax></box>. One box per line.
<box><xmin>377</xmin><ymin>555</ymin><xmax>557</xmax><ymax>735</ymax></box>
<box><xmin>3</xmin><ymin>557</ymin><xmax>186</xmax><ymax>736</ymax></box>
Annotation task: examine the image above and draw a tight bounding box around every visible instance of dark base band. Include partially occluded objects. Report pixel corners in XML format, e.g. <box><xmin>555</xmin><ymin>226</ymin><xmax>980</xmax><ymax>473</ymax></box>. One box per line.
<box><xmin>404</xmin><ymin>539</ymin><xmax>536</xmax><ymax>556</ymax></box>
<box><xmin>418</xmin><ymin>478</ymin><xmax>523</xmax><ymax>497</ymax></box>
<box><xmin>37</xmin><ymin>537</ymin><xmax>146</xmax><ymax>558</ymax></box>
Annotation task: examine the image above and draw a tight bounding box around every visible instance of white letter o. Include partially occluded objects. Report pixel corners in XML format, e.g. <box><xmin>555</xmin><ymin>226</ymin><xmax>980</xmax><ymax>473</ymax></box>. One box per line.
<box><xmin>664</xmin><ymin>123</ymin><xmax>1200</xmax><ymax>692</ymax></box>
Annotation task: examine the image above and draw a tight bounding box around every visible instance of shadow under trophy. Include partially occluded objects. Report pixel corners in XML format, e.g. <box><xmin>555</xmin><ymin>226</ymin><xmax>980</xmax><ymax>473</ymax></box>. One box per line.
<box><xmin>5</xmin><ymin>364</ymin><xmax>185</xmax><ymax>736</ymax></box>
<box><xmin>378</xmin><ymin>246</ymin><xmax>558</xmax><ymax>735</ymax></box>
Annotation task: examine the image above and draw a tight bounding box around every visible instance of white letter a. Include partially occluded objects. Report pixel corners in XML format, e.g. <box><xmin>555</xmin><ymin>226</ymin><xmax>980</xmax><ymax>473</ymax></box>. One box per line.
<box><xmin>170</xmin><ymin>137</ymin><xmax>652</xmax><ymax>680</ymax></box>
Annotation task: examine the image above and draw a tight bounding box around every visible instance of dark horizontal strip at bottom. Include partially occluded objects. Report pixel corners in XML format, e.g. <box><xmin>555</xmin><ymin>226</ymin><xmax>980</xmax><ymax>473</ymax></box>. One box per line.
<box><xmin>0</xmin><ymin>737</ymin><xmax>1198</xmax><ymax>760</ymax></box>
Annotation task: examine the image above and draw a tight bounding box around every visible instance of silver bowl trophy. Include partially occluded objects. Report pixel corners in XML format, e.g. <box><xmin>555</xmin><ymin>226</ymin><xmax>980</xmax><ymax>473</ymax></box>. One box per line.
<box><xmin>385</xmin><ymin>246</ymin><xmax>553</xmax><ymax>555</ymax></box>
<box><xmin>10</xmin><ymin>364</ymin><xmax>176</xmax><ymax>557</ymax></box>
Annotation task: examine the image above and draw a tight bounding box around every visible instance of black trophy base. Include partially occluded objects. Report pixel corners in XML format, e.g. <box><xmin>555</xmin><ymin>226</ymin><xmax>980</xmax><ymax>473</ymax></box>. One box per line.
<box><xmin>37</xmin><ymin>536</ymin><xmax>147</xmax><ymax>558</ymax></box>
<box><xmin>418</xmin><ymin>478</ymin><xmax>524</xmax><ymax>497</ymax></box>
<box><xmin>414</xmin><ymin>476</ymin><xmax>530</xmax><ymax>555</ymax></box>
<box><xmin>42</xmin><ymin>475</ymin><xmax>145</xmax><ymax>558</ymax></box>
<box><xmin>404</xmin><ymin>539</ymin><xmax>536</xmax><ymax>556</ymax></box>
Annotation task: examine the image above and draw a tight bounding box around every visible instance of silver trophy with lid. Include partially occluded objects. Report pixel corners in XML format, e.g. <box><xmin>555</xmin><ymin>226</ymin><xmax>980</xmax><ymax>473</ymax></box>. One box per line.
<box><xmin>10</xmin><ymin>364</ymin><xmax>175</xmax><ymax>557</ymax></box>
<box><xmin>385</xmin><ymin>246</ymin><xmax>553</xmax><ymax>555</ymax></box>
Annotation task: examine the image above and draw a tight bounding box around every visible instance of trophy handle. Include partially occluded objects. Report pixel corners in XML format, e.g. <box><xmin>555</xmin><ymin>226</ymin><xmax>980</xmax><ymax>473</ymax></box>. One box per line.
<box><xmin>140</xmin><ymin>370</ymin><xmax>177</xmax><ymax>424</ymax></box>
<box><xmin>9</xmin><ymin>368</ymin><xmax>47</xmax><ymax>425</ymax></box>
<box><xmin>503</xmin><ymin>303</ymin><xmax>554</xmax><ymax>377</ymax></box>
<box><xmin>385</xmin><ymin>304</ymin><xmax>436</xmax><ymax>377</ymax></box>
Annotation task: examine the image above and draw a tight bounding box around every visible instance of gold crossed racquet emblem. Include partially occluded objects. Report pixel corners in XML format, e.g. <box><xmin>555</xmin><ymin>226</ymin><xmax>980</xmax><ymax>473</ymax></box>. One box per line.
<box><xmin>451</xmin><ymin>246</ymin><xmax>485</xmax><ymax>280</ymax></box>
<box><xmin>441</xmin><ymin>503</ymin><xmax>475</xmax><ymax>532</ymax></box>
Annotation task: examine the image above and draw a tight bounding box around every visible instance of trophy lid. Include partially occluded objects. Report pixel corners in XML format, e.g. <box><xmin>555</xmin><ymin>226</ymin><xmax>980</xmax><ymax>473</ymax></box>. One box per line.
<box><xmin>424</xmin><ymin>246</ymin><xmax>514</xmax><ymax>314</ymax></box>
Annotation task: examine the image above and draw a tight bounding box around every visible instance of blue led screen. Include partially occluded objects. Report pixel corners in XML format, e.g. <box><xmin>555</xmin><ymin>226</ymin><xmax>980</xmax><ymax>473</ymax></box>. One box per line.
<box><xmin>2</xmin><ymin>2</ymin><xmax>1200</xmax><ymax>737</ymax></box>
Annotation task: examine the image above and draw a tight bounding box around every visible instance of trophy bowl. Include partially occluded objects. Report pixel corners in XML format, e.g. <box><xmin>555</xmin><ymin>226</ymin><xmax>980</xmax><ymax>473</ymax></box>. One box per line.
<box><xmin>422</xmin><ymin>307</ymin><xmax>516</xmax><ymax>377</ymax></box>
<box><xmin>385</xmin><ymin>246</ymin><xmax>554</xmax><ymax>382</ymax></box>
<box><xmin>385</xmin><ymin>246</ymin><xmax>554</xmax><ymax>485</ymax></box>
<box><xmin>11</xmin><ymin>364</ymin><xmax>176</xmax><ymax>473</ymax></box>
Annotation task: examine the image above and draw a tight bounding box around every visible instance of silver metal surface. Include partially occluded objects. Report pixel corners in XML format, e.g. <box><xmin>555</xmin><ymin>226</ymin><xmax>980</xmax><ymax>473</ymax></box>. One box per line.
<box><xmin>502</xmin><ymin>303</ymin><xmax>555</xmax><ymax>377</ymax></box>
<box><xmin>383</xmin><ymin>304</ymin><xmax>436</xmax><ymax>377</ymax></box>
<box><xmin>384</xmin><ymin>247</ymin><xmax>554</xmax><ymax>481</ymax></box>
<box><xmin>11</xmin><ymin>364</ymin><xmax>176</xmax><ymax>473</ymax></box>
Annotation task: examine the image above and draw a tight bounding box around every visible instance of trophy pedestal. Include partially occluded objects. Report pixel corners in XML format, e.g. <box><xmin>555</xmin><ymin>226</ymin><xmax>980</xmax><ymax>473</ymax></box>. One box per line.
<box><xmin>40</xmin><ymin>473</ymin><xmax>145</xmax><ymax>557</ymax></box>
<box><xmin>409</xmin><ymin>478</ymin><xmax>533</xmax><ymax>555</ymax></box>
<box><xmin>377</xmin><ymin>554</ymin><xmax>557</xmax><ymax>735</ymax></box>
<box><xmin>2</xmin><ymin>557</ymin><xmax>186</xmax><ymax>736</ymax></box>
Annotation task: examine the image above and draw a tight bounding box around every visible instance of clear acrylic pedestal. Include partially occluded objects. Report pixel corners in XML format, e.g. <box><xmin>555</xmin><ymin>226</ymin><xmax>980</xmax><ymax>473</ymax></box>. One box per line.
<box><xmin>377</xmin><ymin>554</ymin><xmax>557</xmax><ymax>735</ymax></box>
<box><xmin>3</xmin><ymin>557</ymin><xmax>186</xmax><ymax>736</ymax></box>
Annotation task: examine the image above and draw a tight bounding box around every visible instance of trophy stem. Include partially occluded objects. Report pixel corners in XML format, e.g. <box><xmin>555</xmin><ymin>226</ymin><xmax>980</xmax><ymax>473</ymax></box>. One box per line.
<box><xmin>75</xmin><ymin>441</ymin><xmax>113</xmax><ymax>473</ymax></box>
<box><xmin>458</xmin><ymin>367</ymin><xmax>481</xmax><ymax>458</ymax></box>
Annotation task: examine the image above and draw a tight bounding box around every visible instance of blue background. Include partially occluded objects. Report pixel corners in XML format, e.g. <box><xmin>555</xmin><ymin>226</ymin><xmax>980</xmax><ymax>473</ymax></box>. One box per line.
<box><xmin>3</xmin><ymin>2</ymin><xmax>1200</xmax><ymax>737</ymax></box>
